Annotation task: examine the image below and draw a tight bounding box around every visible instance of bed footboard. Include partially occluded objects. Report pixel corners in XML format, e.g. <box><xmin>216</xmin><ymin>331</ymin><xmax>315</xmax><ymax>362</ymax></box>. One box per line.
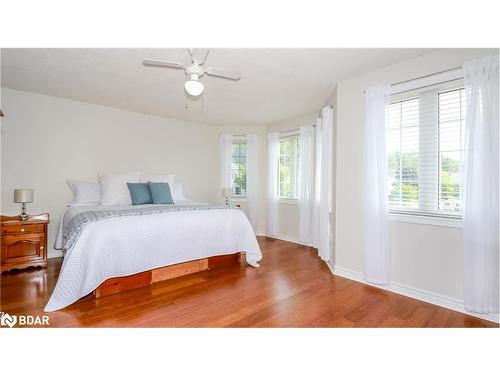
<box><xmin>93</xmin><ymin>252</ymin><xmax>244</xmax><ymax>298</ymax></box>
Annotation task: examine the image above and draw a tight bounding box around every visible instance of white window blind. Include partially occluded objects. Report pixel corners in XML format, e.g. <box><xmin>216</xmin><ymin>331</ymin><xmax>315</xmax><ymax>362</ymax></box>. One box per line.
<box><xmin>231</xmin><ymin>141</ymin><xmax>247</xmax><ymax>196</ymax></box>
<box><xmin>279</xmin><ymin>134</ymin><xmax>300</xmax><ymax>199</ymax></box>
<box><xmin>386</xmin><ymin>78</ymin><xmax>466</xmax><ymax>218</ymax></box>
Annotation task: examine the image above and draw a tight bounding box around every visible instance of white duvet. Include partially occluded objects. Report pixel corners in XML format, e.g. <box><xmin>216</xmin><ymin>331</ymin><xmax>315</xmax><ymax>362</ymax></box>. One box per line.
<box><xmin>45</xmin><ymin>202</ymin><xmax>262</xmax><ymax>312</ymax></box>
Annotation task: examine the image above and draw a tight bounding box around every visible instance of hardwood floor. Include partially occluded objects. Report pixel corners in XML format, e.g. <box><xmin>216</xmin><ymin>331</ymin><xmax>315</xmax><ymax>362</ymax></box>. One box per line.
<box><xmin>0</xmin><ymin>237</ymin><xmax>497</xmax><ymax>328</ymax></box>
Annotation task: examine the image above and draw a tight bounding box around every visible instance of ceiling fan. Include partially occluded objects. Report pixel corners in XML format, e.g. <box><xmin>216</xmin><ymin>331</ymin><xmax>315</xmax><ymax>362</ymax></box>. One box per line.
<box><xmin>143</xmin><ymin>48</ymin><xmax>241</xmax><ymax>97</ymax></box>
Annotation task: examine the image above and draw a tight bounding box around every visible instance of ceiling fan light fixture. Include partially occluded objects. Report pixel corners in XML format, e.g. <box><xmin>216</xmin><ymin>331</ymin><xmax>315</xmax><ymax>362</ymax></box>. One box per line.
<box><xmin>184</xmin><ymin>75</ymin><xmax>204</xmax><ymax>96</ymax></box>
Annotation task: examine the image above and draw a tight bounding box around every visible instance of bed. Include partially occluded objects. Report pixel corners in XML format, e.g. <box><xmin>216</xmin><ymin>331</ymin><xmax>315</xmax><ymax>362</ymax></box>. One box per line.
<box><xmin>45</xmin><ymin>201</ymin><xmax>262</xmax><ymax>312</ymax></box>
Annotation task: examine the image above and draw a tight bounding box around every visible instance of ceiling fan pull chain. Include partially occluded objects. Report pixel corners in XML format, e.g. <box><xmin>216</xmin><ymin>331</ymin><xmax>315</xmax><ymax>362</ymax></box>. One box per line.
<box><xmin>202</xmin><ymin>94</ymin><xmax>204</xmax><ymax>108</ymax></box>
<box><xmin>185</xmin><ymin>94</ymin><xmax>188</xmax><ymax>110</ymax></box>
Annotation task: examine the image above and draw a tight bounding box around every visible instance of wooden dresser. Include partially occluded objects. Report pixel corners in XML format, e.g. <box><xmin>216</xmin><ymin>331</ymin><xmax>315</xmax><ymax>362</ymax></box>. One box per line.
<box><xmin>1</xmin><ymin>213</ymin><xmax>49</xmax><ymax>272</ymax></box>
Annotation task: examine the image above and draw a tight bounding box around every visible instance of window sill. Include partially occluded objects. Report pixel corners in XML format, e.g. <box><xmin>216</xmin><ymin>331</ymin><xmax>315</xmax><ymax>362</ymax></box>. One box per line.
<box><xmin>231</xmin><ymin>197</ymin><xmax>247</xmax><ymax>202</ymax></box>
<box><xmin>278</xmin><ymin>198</ymin><xmax>299</xmax><ymax>205</ymax></box>
<box><xmin>390</xmin><ymin>213</ymin><xmax>462</xmax><ymax>228</ymax></box>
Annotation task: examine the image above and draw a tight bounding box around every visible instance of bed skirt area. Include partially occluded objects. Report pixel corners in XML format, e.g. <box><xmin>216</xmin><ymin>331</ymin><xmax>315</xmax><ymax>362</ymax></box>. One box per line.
<box><xmin>93</xmin><ymin>252</ymin><xmax>245</xmax><ymax>298</ymax></box>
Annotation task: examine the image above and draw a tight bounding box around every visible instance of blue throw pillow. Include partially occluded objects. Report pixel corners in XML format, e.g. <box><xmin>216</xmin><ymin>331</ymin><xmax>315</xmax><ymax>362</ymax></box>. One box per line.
<box><xmin>148</xmin><ymin>182</ymin><xmax>174</xmax><ymax>204</ymax></box>
<box><xmin>127</xmin><ymin>182</ymin><xmax>153</xmax><ymax>205</ymax></box>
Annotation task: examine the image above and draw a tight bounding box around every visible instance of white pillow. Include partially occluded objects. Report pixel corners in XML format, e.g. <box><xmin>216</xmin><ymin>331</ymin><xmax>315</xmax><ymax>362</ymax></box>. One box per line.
<box><xmin>99</xmin><ymin>172</ymin><xmax>141</xmax><ymax>206</ymax></box>
<box><xmin>141</xmin><ymin>173</ymin><xmax>175</xmax><ymax>184</ymax></box>
<box><xmin>170</xmin><ymin>182</ymin><xmax>187</xmax><ymax>202</ymax></box>
<box><xmin>66</xmin><ymin>179</ymin><xmax>101</xmax><ymax>206</ymax></box>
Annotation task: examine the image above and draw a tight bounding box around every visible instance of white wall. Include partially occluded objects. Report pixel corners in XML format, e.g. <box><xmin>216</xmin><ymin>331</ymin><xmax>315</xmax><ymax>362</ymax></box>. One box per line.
<box><xmin>1</xmin><ymin>88</ymin><xmax>218</xmax><ymax>258</ymax></box>
<box><xmin>267</xmin><ymin>112</ymin><xmax>317</xmax><ymax>241</ymax></box>
<box><xmin>334</xmin><ymin>48</ymin><xmax>498</xmax><ymax>301</ymax></box>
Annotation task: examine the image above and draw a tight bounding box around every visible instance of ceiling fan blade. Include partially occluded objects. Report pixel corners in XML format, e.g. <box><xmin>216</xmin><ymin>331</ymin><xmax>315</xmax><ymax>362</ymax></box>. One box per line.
<box><xmin>143</xmin><ymin>59</ymin><xmax>185</xmax><ymax>69</ymax></box>
<box><xmin>205</xmin><ymin>67</ymin><xmax>241</xmax><ymax>80</ymax></box>
<box><xmin>188</xmin><ymin>48</ymin><xmax>209</xmax><ymax>64</ymax></box>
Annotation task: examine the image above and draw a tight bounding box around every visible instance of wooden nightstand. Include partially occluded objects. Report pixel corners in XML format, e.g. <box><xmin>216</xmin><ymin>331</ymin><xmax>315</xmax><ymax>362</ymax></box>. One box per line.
<box><xmin>1</xmin><ymin>213</ymin><xmax>49</xmax><ymax>272</ymax></box>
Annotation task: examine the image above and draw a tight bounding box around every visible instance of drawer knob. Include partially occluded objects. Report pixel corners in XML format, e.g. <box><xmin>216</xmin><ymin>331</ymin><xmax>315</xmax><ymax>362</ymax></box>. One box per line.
<box><xmin>40</xmin><ymin>246</ymin><xmax>44</xmax><ymax>250</ymax></box>
<box><xmin>21</xmin><ymin>228</ymin><xmax>25</xmax><ymax>232</ymax></box>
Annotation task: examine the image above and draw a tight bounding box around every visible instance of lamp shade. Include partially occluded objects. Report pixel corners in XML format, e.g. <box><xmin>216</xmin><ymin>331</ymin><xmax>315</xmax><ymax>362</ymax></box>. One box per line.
<box><xmin>221</xmin><ymin>188</ymin><xmax>232</xmax><ymax>198</ymax></box>
<box><xmin>14</xmin><ymin>189</ymin><xmax>34</xmax><ymax>203</ymax></box>
<box><xmin>184</xmin><ymin>78</ymin><xmax>204</xmax><ymax>96</ymax></box>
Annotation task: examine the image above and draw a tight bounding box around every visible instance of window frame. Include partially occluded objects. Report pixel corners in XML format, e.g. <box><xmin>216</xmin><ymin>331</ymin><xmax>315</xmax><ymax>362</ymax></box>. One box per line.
<box><xmin>231</xmin><ymin>139</ymin><xmax>247</xmax><ymax>199</ymax></box>
<box><xmin>437</xmin><ymin>88</ymin><xmax>466</xmax><ymax>215</ymax></box>
<box><xmin>278</xmin><ymin>131</ymin><xmax>300</xmax><ymax>202</ymax></box>
<box><xmin>386</xmin><ymin>77</ymin><xmax>466</xmax><ymax>224</ymax></box>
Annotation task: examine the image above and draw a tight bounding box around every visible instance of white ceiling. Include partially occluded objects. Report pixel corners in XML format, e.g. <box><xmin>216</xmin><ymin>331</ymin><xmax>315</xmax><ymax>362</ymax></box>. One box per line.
<box><xmin>1</xmin><ymin>48</ymin><xmax>434</xmax><ymax>125</ymax></box>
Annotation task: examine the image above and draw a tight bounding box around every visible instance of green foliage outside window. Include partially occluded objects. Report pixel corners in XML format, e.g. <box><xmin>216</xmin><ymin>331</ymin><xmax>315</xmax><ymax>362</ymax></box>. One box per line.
<box><xmin>388</xmin><ymin>151</ymin><xmax>461</xmax><ymax>211</ymax></box>
<box><xmin>232</xmin><ymin>142</ymin><xmax>247</xmax><ymax>196</ymax></box>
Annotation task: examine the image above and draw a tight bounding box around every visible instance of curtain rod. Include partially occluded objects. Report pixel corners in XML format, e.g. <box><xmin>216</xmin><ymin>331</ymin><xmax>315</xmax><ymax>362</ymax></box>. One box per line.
<box><xmin>218</xmin><ymin>134</ymin><xmax>252</xmax><ymax>138</ymax></box>
<box><xmin>393</xmin><ymin>66</ymin><xmax>462</xmax><ymax>86</ymax></box>
<box><xmin>221</xmin><ymin>105</ymin><xmax>329</xmax><ymax>137</ymax></box>
<box><xmin>220</xmin><ymin>125</ymin><xmax>316</xmax><ymax>137</ymax></box>
<box><xmin>363</xmin><ymin>66</ymin><xmax>463</xmax><ymax>94</ymax></box>
<box><xmin>279</xmin><ymin>124</ymin><xmax>316</xmax><ymax>134</ymax></box>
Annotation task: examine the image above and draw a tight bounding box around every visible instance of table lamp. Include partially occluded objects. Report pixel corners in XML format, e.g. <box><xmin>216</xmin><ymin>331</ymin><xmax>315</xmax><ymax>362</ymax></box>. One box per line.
<box><xmin>221</xmin><ymin>188</ymin><xmax>232</xmax><ymax>206</ymax></box>
<box><xmin>14</xmin><ymin>189</ymin><xmax>34</xmax><ymax>221</ymax></box>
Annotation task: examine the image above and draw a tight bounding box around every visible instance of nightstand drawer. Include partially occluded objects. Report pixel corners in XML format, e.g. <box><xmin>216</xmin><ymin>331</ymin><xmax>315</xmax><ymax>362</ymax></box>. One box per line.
<box><xmin>1</xmin><ymin>234</ymin><xmax>46</xmax><ymax>264</ymax></box>
<box><xmin>2</xmin><ymin>223</ymin><xmax>45</xmax><ymax>235</ymax></box>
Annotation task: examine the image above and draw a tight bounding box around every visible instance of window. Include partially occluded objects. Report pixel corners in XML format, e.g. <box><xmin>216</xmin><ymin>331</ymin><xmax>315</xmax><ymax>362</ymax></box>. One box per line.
<box><xmin>438</xmin><ymin>89</ymin><xmax>466</xmax><ymax>213</ymax></box>
<box><xmin>231</xmin><ymin>141</ymin><xmax>247</xmax><ymax>197</ymax></box>
<box><xmin>387</xmin><ymin>79</ymin><xmax>466</xmax><ymax>218</ymax></box>
<box><xmin>279</xmin><ymin>134</ymin><xmax>300</xmax><ymax>199</ymax></box>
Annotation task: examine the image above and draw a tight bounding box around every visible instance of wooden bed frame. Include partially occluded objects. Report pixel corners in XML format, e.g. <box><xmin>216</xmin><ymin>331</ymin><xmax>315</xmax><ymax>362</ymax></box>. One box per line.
<box><xmin>93</xmin><ymin>252</ymin><xmax>245</xmax><ymax>298</ymax></box>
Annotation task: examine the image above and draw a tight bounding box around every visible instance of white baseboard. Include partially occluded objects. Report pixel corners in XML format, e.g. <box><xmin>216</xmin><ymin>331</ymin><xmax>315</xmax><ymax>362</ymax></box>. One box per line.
<box><xmin>263</xmin><ymin>233</ymin><xmax>314</xmax><ymax>247</ymax></box>
<box><xmin>259</xmin><ymin>235</ymin><xmax>498</xmax><ymax>324</ymax></box>
<box><xmin>265</xmin><ymin>233</ymin><xmax>300</xmax><ymax>243</ymax></box>
<box><xmin>327</xmin><ymin>260</ymin><xmax>499</xmax><ymax>324</ymax></box>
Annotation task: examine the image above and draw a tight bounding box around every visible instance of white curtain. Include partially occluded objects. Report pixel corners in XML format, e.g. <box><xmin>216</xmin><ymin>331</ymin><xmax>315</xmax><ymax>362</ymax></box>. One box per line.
<box><xmin>219</xmin><ymin>134</ymin><xmax>233</xmax><ymax>196</ymax></box>
<box><xmin>246</xmin><ymin>134</ymin><xmax>259</xmax><ymax>231</ymax></box>
<box><xmin>266</xmin><ymin>132</ymin><xmax>280</xmax><ymax>236</ymax></box>
<box><xmin>311</xmin><ymin>117</ymin><xmax>322</xmax><ymax>249</ymax></box>
<box><xmin>313</xmin><ymin>107</ymin><xmax>333</xmax><ymax>261</ymax></box>
<box><xmin>298</xmin><ymin>125</ymin><xmax>315</xmax><ymax>244</ymax></box>
<box><xmin>463</xmin><ymin>55</ymin><xmax>499</xmax><ymax>314</ymax></box>
<box><xmin>363</xmin><ymin>84</ymin><xmax>391</xmax><ymax>285</ymax></box>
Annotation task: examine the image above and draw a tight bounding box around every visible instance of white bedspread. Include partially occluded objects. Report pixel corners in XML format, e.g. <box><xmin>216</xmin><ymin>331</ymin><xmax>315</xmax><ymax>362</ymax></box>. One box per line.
<box><xmin>45</xmin><ymin>203</ymin><xmax>262</xmax><ymax>312</ymax></box>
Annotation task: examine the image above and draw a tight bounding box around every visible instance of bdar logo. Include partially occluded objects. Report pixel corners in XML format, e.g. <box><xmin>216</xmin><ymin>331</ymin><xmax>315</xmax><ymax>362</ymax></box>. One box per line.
<box><xmin>0</xmin><ymin>312</ymin><xmax>17</xmax><ymax>328</ymax></box>
<box><xmin>0</xmin><ymin>312</ymin><xmax>49</xmax><ymax>327</ymax></box>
